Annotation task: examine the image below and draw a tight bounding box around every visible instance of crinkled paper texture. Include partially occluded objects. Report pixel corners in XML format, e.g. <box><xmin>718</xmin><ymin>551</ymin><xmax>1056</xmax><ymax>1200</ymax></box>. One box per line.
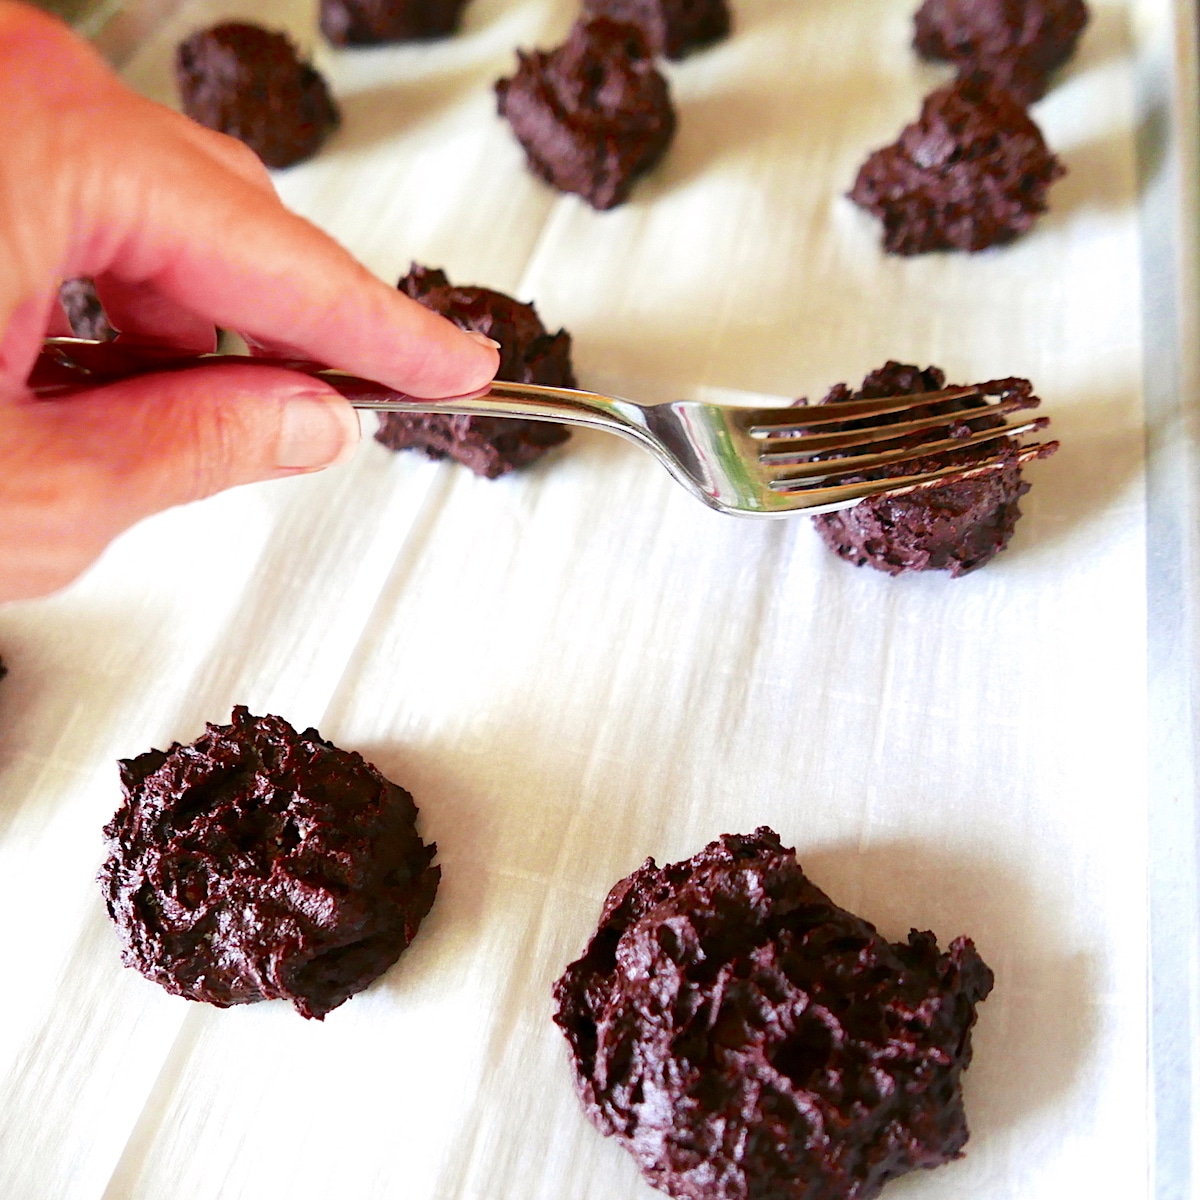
<box><xmin>0</xmin><ymin>0</ymin><xmax>1149</xmax><ymax>1197</ymax></box>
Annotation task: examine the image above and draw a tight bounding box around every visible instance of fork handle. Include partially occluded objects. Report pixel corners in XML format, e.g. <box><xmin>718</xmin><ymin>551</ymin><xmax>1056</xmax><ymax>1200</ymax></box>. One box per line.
<box><xmin>331</xmin><ymin>373</ymin><xmax>647</xmax><ymax>438</ymax></box>
<box><xmin>33</xmin><ymin>337</ymin><xmax>649</xmax><ymax>440</ymax></box>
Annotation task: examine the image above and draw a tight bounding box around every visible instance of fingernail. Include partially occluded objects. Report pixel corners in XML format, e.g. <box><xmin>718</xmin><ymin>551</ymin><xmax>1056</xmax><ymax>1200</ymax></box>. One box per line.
<box><xmin>277</xmin><ymin>392</ymin><xmax>361</xmax><ymax>471</ymax></box>
<box><xmin>464</xmin><ymin>331</ymin><xmax>502</xmax><ymax>351</ymax></box>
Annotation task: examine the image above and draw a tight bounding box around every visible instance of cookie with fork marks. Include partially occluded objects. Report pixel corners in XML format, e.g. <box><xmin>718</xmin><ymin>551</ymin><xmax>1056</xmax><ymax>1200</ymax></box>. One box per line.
<box><xmin>810</xmin><ymin>362</ymin><xmax>1049</xmax><ymax>576</ymax></box>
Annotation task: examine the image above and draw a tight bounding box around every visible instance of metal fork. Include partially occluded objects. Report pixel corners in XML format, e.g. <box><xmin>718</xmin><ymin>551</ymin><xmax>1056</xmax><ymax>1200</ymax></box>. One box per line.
<box><xmin>34</xmin><ymin>337</ymin><xmax>1057</xmax><ymax>517</ymax></box>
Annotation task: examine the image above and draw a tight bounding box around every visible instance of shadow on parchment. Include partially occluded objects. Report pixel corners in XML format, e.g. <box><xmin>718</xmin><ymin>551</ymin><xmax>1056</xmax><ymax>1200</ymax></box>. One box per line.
<box><xmin>348</xmin><ymin>734</ymin><xmax>576</xmax><ymax>996</ymax></box>
<box><xmin>1042</xmin><ymin>126</ymin><xmax>1139</xmax><ymax>228</ymax></box>
<box><xmin>1001</xmin><ymin>376</ymin><xmax>1143</xmax><ymax>566</ymax></box>
<box><xmin>354</xmin><ymin>697</ymin><xmax>1099</xmax><ymax>1150</ymax></box>
<box><xmin>329</xmin><ymin>62</ymin><xmax>497</xmax><ymax>156</ymax></box>
<box><xmin>651</xmin><ymin>86</ymin><xmax>782</xmax><ymax>192</ymax></box>
<box><xmin>798</xmin><ymin>839</ymin><xmax>1098</xmax><ymax>1153</ymax></box>
<box><xmin>1041</xmin><ymin>0</ymin><xmax>1130</xmax><ymax>99</ymax></box>
<box><xmin>0</xmin><ymin>606</ymin><xmax>173</xmax><ymax>837</ymax></box>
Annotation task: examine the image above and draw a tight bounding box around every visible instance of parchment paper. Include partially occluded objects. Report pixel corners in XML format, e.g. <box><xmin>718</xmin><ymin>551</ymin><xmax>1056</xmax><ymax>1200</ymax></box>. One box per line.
<box><xmin>0</xmin><ymin>0</ymin><xmax>1152</xmax><ymax>1196</ymax></box>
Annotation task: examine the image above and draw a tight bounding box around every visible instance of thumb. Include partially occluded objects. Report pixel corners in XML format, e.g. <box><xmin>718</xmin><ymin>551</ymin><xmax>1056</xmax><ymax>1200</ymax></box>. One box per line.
<box><xmin>0</xmin><ymin>363</ymin><xmax>359</xmax><ymax>601</ymax></box>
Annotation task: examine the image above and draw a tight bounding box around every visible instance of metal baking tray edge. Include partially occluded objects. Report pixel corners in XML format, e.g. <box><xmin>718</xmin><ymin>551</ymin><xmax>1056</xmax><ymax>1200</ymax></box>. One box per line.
<box><xmin>1139</xmin><ymin>0</ymin><xmax>1200</xmax><ymax>1194</ymax></box>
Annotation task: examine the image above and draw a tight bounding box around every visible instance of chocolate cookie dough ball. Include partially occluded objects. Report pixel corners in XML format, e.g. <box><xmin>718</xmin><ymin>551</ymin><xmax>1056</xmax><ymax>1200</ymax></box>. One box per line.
<box><xmin>375</xmin><ymin>264</ymin><xmax>575</xmax><ymax>477</ymax></box>
<box><xmin>99</xmin><ymin>707</ymin><xmax>439</xmax><ymax>1020</ymax></box>
<box><xmin>175</xmin><ymin>23</ymin><xmax>340</xmax><ymax>169</ymax></box>
<box><xmin>849</xmin><ymin>75</ymin><xmax>1063</xmax><ymax>254</ymax></box>
<box><xmin>554</xmin><ymin>827</ymin><xmax>994</xmax><ymax>1200</ymax></box>
<box><xmin>810</xmin><ymin>361</ymin><xmax>1044</xmax><ymax>576</ymax></box>
<box><xmin>582</xmin><ymin>0</ymin><xmax>730</xmax><ymax>59</ymax></box>
<box><xmin>915</xmin><ymin>0</ymin><xmax>1089</xmax><ymax>104</ymax></box>
<box><xmin>496</xmin><ymin>18</ymin><xmax>677</xmax><ymax>210</ymax></box>
<box><xmin>58</xmin><ymin>278</ymin><xmax>115</xmax><ymax>342</ymax></box>
<box><xmin>320</xmin><ymin>0</ymin><xmax>469</xmax><ymax>45</ymax></box>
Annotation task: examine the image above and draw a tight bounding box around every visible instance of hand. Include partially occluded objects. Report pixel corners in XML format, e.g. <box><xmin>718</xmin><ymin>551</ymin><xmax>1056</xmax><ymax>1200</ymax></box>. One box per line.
<box><xmin>0</xmin><ymin>1</ymin><xmax>499</xmax><ymax>601</ymax></box>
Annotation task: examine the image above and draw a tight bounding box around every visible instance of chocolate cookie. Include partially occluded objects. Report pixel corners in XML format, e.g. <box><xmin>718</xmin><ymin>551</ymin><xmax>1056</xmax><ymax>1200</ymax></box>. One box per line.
<box><xmin>319</xmin><ymin>0</ymin><xmax>469</xmax><ymax>45</ymax></box>
<box><xmin>99</xmin><ymin>707</ymin><xmax>439</xmax><ymax>1020</ymax></box>
<box><xmin>849</xmin><ymin>75</ymin><xmax>1064</xmax><ymax>254</ymax></box>
<box><xmin>176</xmin><ymin>23</ymin><xmax>340</xmax><ymax>169</ymax></box>
<box><xmin>809</xmin><ymin>361</ymin><xmax>1044</xmax><ymax>576</ymax></box>
<box><xmin>375</xmin><ymin>264</ymin><xmax>574</xmax><ymax>477</ymax></box>
<box><xmin>582</xmin><ymin>0</ymin><xmax>730</xmax><ymax>59</ymax></box>
<box><xmin>554</xmin><ymin>827</ymin><xmax>993</xmax><ymax>1200</ymax></box>
<box><xmin>914</xmin><ymin>0</ymin><xmax>1089</xmax><ymax>104</ymax></box>
<box><xmin>58</xmin><ymin>278</ymin><xmax>115</xmax><ymax>342</ymax></box>
<box><xmin>495</xmin><ymin>18</ymin><xmax>677</xmax><ymax>210</ymax></box>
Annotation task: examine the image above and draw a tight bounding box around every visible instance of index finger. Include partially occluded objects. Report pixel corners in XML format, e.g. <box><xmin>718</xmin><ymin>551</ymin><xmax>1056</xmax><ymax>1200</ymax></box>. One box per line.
<box><xmin>2</xmin><ymin>4</ymin><xmax>499</xmax><ymax>400</ymax></box>
<box><xmin>80</xmin><ymin>121</ymin><xmax>499</xmax><ymax>399</ymax></box>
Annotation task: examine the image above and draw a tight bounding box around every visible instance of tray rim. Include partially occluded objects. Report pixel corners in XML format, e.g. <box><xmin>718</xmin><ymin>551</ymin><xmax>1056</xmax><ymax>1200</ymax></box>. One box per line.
<box><xmin>1138</xmin><ymin>0</ymin><xmax>1200</xmax><ymax>1193</ymax></box>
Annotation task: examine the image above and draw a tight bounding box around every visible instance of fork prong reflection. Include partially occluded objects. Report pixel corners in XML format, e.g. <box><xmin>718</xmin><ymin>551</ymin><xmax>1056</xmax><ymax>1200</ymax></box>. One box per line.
<box><xmin>740</xmin><ymin>386</ymin><xmax>986</xmax><ymax>437</ymax></box>
<box><xmin>759</xmin><ymin>413</ymin><xmax>1050</xmax><ymax>464</ymax></box>
<box><xmin>759</xmin><ymin>420</ymin><xmax>1049</xmax><ymax>480</ymax></box>
<box><xmin>766</xmin><ymin>441</ymin><xmax>1059</xmax><ymax>503</ymax></box>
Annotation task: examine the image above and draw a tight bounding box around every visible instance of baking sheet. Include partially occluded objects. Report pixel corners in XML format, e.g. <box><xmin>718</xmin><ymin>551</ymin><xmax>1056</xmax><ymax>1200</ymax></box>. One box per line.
<box><xmin>0</xmin><ymin>0</ymin><xmax>1187</xmax><ymax>1196</ymax></box>
<box><xmin>1139</xmin><ymin>0</ymin><xmax>1200</xmax><ymax>1193</ymax></box>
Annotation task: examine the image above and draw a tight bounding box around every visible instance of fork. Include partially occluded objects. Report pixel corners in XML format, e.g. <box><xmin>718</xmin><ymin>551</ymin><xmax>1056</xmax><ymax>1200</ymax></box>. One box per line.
<box><xmin>33</xmin><ymin>337</ymin><xmax>1058</xmax><ymax>517</ymax></box>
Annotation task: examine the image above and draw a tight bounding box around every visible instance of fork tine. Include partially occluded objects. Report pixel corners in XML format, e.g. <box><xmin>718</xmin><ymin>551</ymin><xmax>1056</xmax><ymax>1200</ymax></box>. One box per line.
<box><xmin>761</xmin><ymin>415</ymin><xmax>1051</xmax><ymax>472</ymax></box>
<box><xmin>753</xmin><ymin>398</ymin><xmax>1042</xmax><ymax>458</ymax></box>
<box><xmin>767</xmin><ymin>442</ymin><xmax>1059</xmax><ymax>507</ymax></box>
<box><xmin>740</xmin><ymin>386</ymin><xmax>989</xmax><ymax>436</ymax></box>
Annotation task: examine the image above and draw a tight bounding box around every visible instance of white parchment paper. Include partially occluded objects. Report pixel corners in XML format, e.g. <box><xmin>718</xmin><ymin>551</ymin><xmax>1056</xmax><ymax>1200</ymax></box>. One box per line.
<box><xmin>0</xmin><ymin>0</ymin><xmax>1151</xmax><ymax>1197</ymax></box>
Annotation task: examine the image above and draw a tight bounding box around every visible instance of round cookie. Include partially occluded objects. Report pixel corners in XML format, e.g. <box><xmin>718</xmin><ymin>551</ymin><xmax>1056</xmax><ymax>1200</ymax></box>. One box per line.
<box><xmin>582</xmin><ymin>0</ymin><xmax>730</xmax><ymax>60</ymax></box>
<box><xmin>175</xmin><ymin>23</ymin><xmax>340</xmax><ymax>169</ymax></box>
<box><xmin>320</xmin><ymin>0</ymin><xmax>470</xmax><ymax>44</ymax></box>
<box><xmin>495</xmin><ymin>18</ymin><xmax>677</xmax><ymax>211</ymax></box>
<box><xmin>914</xmin><ymin>0</ymin><xmax>1089</xmax><ymax>105</ymax></box>
<box><xmin>375</xmin><ymin>264</ymin><xmax>575</xmax><ymax>477</ymax></box>
<box><xmin>99</xmin><ymin>707</ymin><xmax>439</xmax><ymax>1020</ymax></box>
<box><xmin>849</xmin><ymin>75</ymin><xmax>1064</xmax><ymax>255</ymax></box>
<box><xmin>553</xmin><ymin>827</ymin><xmax>993</xmax><ymax>1200</ymax></box>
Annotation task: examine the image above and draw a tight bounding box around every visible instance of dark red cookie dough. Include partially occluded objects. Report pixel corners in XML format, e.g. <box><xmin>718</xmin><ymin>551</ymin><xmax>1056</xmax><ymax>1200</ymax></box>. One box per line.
<box><xmin>810</xmin><ymin>361</ymin><xmax>1038</xmax><ymax>576</ymax></box>
<box><xmin>914</xmin><ymin>0</ymin><xmax>1089</xmax><ymax>105</ymax></box>
<box><xmin>375</xmin><ymin>264</ymin><xmax>575</xmax><ymax>478</ymax></box>
<box><xmin>175</xmin><ymin>23</ymin><xmax>340</xmax><ymax>169</ymax></box>
<box><xmin>849</xmin><ymin>75</ymin><xmax>1064</xmax><ymax>254</ymax></box>
<box><xmin>582</xmin><ymin>0</ymin><xmax>730</xmax><ymax>59</ymax></box>
<box><xmin>319</xmin><ymin>0</ymin><xmax>469</xmax><ymax>45</ymax></box>
<box><xmin>58</xmin><ymin>278</ymin><xmax>115</xmax><ymax>342</ymax></box>
<box><xmin>99</xmin><ymin>707</ymin><xmax>439</xmax><ymax>1020</ymax></box>
<box><xmin>553</xmin><ymin>827</ymin><xmax>993</xmax><ymax>1200</ymax></box>
<box><xmin>495</xmin><ymin>18</ymin><xmax>677</xmax><ymax>210</ymax></box>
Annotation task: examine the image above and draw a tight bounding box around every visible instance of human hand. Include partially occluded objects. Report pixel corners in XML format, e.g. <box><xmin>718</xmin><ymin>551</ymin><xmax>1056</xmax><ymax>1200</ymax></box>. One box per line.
<box><xmin>0</xmin><ymin>1</ymin><xmax>499</xmax><ymax>601</ymax></box>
